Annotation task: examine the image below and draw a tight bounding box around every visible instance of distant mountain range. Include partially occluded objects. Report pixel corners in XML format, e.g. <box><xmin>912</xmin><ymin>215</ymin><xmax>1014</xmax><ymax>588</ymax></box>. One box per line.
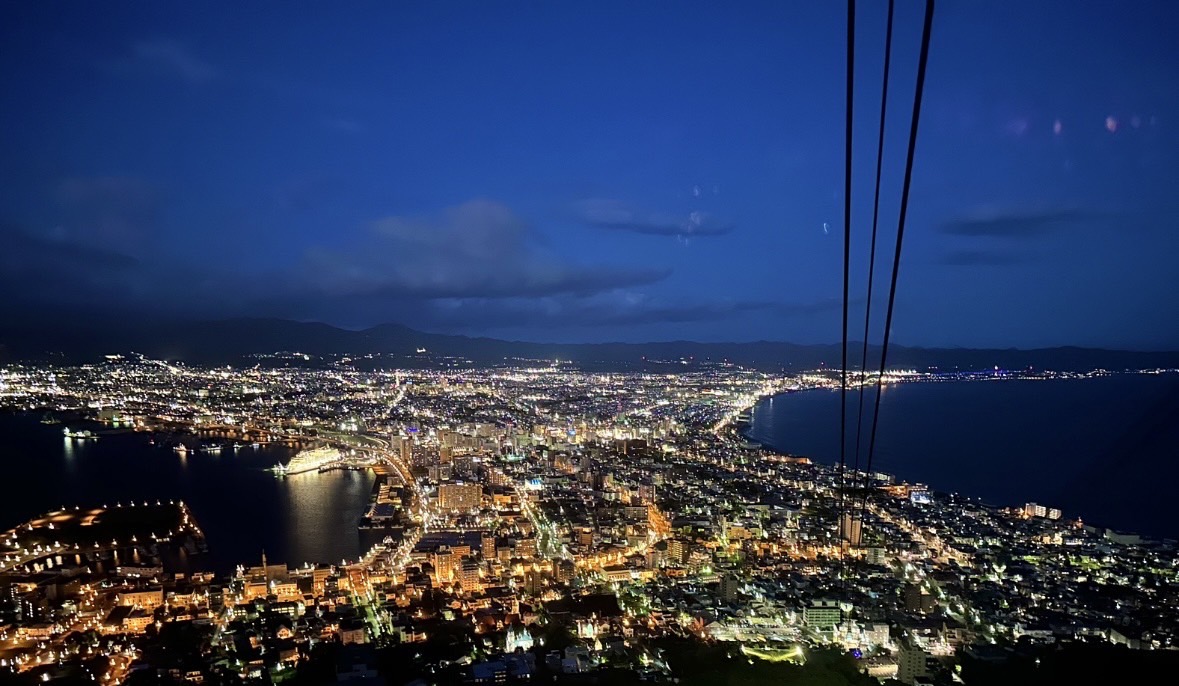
<box><xmin>2</xmin><ymin>316</ymin><xmax>1178</xmax><ymax>372</ymax></box>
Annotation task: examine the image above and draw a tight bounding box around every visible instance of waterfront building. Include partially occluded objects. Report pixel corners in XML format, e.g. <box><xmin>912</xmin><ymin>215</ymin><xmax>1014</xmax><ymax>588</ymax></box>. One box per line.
<box><xmin>116</xmin><ymin>589</ymin><xmax>164</xmax><ymax>610</ymax></box>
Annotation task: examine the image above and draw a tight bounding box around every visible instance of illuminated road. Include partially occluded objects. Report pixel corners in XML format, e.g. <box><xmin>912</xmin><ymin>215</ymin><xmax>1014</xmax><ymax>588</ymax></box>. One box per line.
<box><xmin>515</xmin><ymin>483</ymin><xmax>570</xmax><ymax>561</ymax></box>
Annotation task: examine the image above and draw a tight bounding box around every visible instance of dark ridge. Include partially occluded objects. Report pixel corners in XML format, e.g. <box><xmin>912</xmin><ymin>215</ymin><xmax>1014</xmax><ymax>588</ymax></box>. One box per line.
<box><xmin>1</xmin><ymin>315</ymin><xmax>1177</xmax><ymax>372</ymax></box>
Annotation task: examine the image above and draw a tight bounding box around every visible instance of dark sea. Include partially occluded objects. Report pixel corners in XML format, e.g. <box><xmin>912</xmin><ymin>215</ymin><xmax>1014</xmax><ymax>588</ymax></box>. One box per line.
<box><xmin>0</xmin><ymin>413</ymin><xmax>374</xmax><ymax>573</ymax></box>
<box><xmin>746</xmin><ymin>374</ymin><xmax>1179</xmax><ymax>540</ymax></box>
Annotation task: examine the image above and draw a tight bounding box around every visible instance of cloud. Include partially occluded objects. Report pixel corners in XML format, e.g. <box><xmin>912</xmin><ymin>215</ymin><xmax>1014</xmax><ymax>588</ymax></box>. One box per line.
<box><xmin>939</xmin><ymin>249</ymin><xmax>1031</xmax><ymax>267</ymax></box>
<box><xmin>302</xmin><ymin>199</ymin><xmax>669</xmax><ymax>300</ymax></box>
<box><xmin>54</xmin><ymin>176</ymin><xmax>162</xmax><ymax>252</ymax></box>
<box><xmin>131</xmin><ymin>40</ymin><xmax>216</xmax><ymax>83</ymax></box>
<box><xmin>0</xmin><ymin>199</ymin><xmax>675</xmax><ymax>327</ymax></box>
<box><xmin>939</xmin><ymin>209</ymin><xmax>1101</xmax><ymax>238</ymax></box>
<box><xmin>1</xmin><ymin>224</ymin><xmax>140</xmax><ymax>272</ymax></box>
<box><xmin>412</xmin><ymin>292</ymin><xmax>846</xmax><ymax>332</ymax></box>
<box><xmin>574</xmin><ymin>198</ymin><xmax>734</xmax><ymax>237</ymax></box>
<box><xmin>0</xmin><ymin>223</ymin><xmax>147</xmax><ymax>313</ymax></box>
<box><xmin>0</xmin><ymin>174</ymin><xmax>169</xmax><ymax>319</ymax></box>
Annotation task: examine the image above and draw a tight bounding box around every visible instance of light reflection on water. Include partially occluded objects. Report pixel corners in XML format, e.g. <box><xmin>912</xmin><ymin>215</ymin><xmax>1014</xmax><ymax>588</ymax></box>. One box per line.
<box><xmin>0</xmin><ymin>414</ymin><xmax>375</xmax><ymax>573</ymax></box>
<box><xmin>281</xmin><ymin>469</ymin><xmax>375</xmax><ymax>567</ymax></box>
<box><xmin>62</xmin><ymin>435</ymin><xmax>77</xmax><ymax>472</ymax></box>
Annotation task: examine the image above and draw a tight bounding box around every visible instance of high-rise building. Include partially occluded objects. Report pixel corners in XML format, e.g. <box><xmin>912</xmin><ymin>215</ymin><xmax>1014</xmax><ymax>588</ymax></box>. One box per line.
<box><xmin>514</xmin><ymin>537</ymin><xmax>537</xmax><ymax>558</ymax></box>
<box><xmin>524</xmin><ymin>570</ymin><xmax>545</xmax><ymax>596</ymax></box>
<box><xmin>804</xmin><ymin>599</ymin><xmax>842</xmax><ymax>630</ymax></box>
<box><xmin>687</xmin><ymin>549</ymin><xmax>711</xmax><ymax>575</ymax></box>
<box><xmin>904</xmin><ymin>583</ymin><xmax>936</xmax><ymax>614</ymax></box>
<box><xmin>667</xmin><ymin>538</ymin><xmax>690</xmax><ymax>565</ymax></box>
<box><xmin>312</xmin><ymin>567</ymin><xmax>332</xmax><ymax>595</ymax></box>
<box><xmin>1023</xmin><ymin>502</ymin><xmax>1047</xmax><ymax>518</ymax></box>
<box><xmin>433</xmin><ymin>548</ymin><xmax>456</xmax><ymax>584</ymax></box>
<box><xmin>459</xmin><ymin>560</ymin><xmax>482</xmax><ymax>594</ymax></box>
<box><xmin>897</xmin><ymin>639</ymin><xmax>930</xmax><ymax>685</ymax></box>
<box><xmin>453</xmin><ymin>452</ymin><xmax>475</xmax><ymax>476</ymax></box>
<box><xmin>840</xmin><ymin>513</ymin><xmax>863</xmax><ymax>546</ymax></box>
<box><xmin>718</xmin><ymin>574</ymin><xmax>740</xmax><ymax>601</ymax></box>
<box><xmin>438</xmin><ymin>482</ymin><xmax>483</xmax><ymax>511</ymax></box>
<box><xmin>555</xmin><ymin>559</ymin><xmax>575</xmax><ymax>584</ymax></box>
<box><xmin>645</xmin><ymin>544</ymin><xmax>665</xmax><ymax>569</ymax></box>
<box><xmin>864</xmin><ymin>622</ymin><xmax>891</xmax><ymax>648</ymax></box>
<box><xmin>399</xmin><ymin>435</ymin><xmax>413</xmax><ymax>466</ymax></box>
<box><xmin>1023</xmin><ymin>502</ymin><xmax>1062</xmax><ymax>520</ymax></box>
<box><xmin>429</xmin><ymin>463</ymin><xmax>452</xmax><ymax>482</ymax></box>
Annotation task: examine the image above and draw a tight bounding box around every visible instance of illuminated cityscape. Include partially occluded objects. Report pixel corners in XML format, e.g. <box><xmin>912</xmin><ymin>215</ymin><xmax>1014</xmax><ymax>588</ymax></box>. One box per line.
<box><xmin>2</xmin><ymin>0</ymin><xmax>1179</xmax><ymax>683</ymax></box>
<box><xmin>0</xmin><ymin>359</ymin><xmax>1176</xmax><ymax>683</ymax></box>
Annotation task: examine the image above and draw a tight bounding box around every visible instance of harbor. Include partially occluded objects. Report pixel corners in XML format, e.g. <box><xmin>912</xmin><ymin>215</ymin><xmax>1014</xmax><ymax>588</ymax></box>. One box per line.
<box><xmin>0</xmin><ymin>413</ymin><xmax>375</xmax><ymax>574</ymax></box>
<box><xmin>359</xmin><ymin>462</ymin><xmax>409</xmax><ymax>551</ymax></box>
<box><xmin>0</xmin><ymin>501</ymin><xmax>207</xmax><ymax>576</ymax></box>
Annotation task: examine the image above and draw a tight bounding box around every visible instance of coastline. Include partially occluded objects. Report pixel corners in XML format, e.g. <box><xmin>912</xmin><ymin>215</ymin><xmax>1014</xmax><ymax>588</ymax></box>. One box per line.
<box><xmin>0</xmin><ymin>411</ymin><xmax>373</xmax><ymax>573</ymax></box>
<box><xmin>734</xmin><ymin>373</ymin><xmax>1179</xmax><ymax>541</ymax></box>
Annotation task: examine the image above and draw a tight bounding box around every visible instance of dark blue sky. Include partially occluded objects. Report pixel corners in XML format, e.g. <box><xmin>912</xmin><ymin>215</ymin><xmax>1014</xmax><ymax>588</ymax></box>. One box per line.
<box><xmin>2</xmin><ymin>1</ymin><xmax>1177</xmax><ymax>348</ymax></box>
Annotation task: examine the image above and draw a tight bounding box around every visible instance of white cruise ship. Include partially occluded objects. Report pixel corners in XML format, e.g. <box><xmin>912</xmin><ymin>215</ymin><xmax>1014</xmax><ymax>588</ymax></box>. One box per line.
<box><xmin>271</xmin><ymin>447</ymin><xmax>340</xmax><ymax>476</ymax></box>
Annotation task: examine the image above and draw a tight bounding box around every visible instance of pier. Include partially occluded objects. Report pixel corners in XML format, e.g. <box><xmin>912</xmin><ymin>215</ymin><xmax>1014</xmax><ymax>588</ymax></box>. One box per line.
<box><xmin>0</xmin><ymin>501</ymin><xmax>205</xmax><ymax>575</ymax></box>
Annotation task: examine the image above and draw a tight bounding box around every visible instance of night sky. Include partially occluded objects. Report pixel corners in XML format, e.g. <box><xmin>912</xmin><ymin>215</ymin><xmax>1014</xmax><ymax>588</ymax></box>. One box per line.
<box><xmin>2</xmin><ymin>1</ymin><xmax>1177</xmax><ymax>349</ymax></box>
